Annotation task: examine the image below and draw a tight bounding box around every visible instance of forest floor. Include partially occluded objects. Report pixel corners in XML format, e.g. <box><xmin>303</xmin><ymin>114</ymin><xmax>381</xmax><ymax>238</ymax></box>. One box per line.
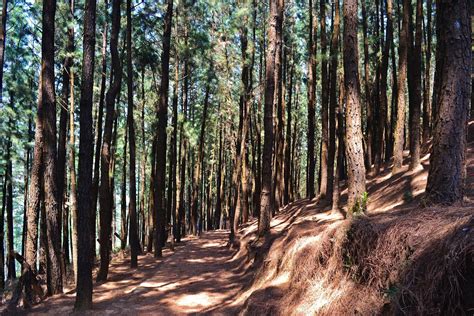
<box><xmin>21</xmin><ymin>230</ymin><xmax>252</xmax><ymax>315</ymax></box>
<box><xmin>8</xmin><ymin>121</ymin><xmax>474</xmax><ymax>315</ymax></box>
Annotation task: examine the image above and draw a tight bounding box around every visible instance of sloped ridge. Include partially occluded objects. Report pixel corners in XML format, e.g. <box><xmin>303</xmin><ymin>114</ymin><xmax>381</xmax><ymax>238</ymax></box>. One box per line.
<box><xmin>234</xmin><ymin>129</ymin><xmax>474</xmax><ymax>315</ymax></box>
<box><xmin>238</xmin><ymin>205</ymin><xmax>474</xmax><ymax>315</ymax></box>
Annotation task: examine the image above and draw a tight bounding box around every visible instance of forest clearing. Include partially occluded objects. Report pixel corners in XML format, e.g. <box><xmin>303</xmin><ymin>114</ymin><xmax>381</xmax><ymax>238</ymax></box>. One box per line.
<box><xmin>0</xmin><ymin>0</ymin><xmax>472</xmax><ymax>314</ymax></box>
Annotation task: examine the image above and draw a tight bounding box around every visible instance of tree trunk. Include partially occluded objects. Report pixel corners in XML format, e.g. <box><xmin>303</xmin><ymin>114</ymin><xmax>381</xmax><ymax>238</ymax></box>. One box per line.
<box><xmin>392</xmin><ymin>0</ymin><xmax>409</xmax><ymax>173</ymax></box>
<box><xmin>326</xmin><ymin>1</ymin><xmax>340</xmax><ymax>203</ymax></box>
<box><xmin>376</xmin><ymin>0</ymin><xmax>393</xmax><ymax>172</ymax></box>
<box><xmin>120</xmin><ymin>121</ymin><xmax>128</xmax><ymax>250</ymax></box>
<box><xmin>126</xmin><ymin>0</ymin><xmax>139</xmax><ymax>268</ymax></box>
<box><xmin>320</xmin><ymin>0</ymin><xmax>332</xmax><ymax>200</ymax></box>
<box><xmin>306</xmin><ymin>0</ymin><xmax>317</xmax><ymax>199</ymax></box>
<box><xmin>192</xmin><ymin>68</ymin><xmax>212</xmax><ymax>236</ymax></box>
<box><xmin>74</xmin><ymin>0</ymin><xmax>97</xmax><ymax>308</ymax></box>
<box><xmin>154</xmin><ymin>0</ymin><xmax>173</xmax><ymax>257</ymax></box>
<box><xmin>422</xmin><ymin>0</ymin><xmax>432</xmax><ymax>143</ymax></box>
<box><xmin>343</xmin><ymin>0</ymin><xmax>366</xmax><ymax>215</ymax></box>
<box><xmin>425</xmin><ymin>0</ymin><xmax>470</xmax><ymax>205</ymax></box>
<box><xmin>284</xmin><ymin>55</ymin><xmax>294</xmax><ymax>205</ymax></box>
<box><xmin>259</xmin><ymin>0</ymin><xmax>283</xmax><ymax>236</ymax></box>
<box><xmin>92</xmin><ymin>0</ymin><xmax>109</xmax><ymax>243</ymax></box>
<box><xmin>139</xmin><ymin>69</ymin><xmax>147</xmax><ymax>248</ymax></box>
<box><xmin>41</xmin><ymin>0</ymin><xmax>62</xmax><ymax>295</ymax></box>
<box><xmin>0</xmin><ymin>0</ymin><xmax>8</xmax><ymax>102</ymax></box>
<box><xmin>168</xmin><ymin>56</ymin><xmax>179</xmax><ymax>240</ymax></box>
<box><xmin>408</xmin><ymin>0</ymin><xmax>422</xmax><ymax>170</ymax></box>
<box><xmin>68</xmin><ymin>71</ymin><xmax>78</xmax><ymax>284</ymax></box>
<box><xmin>0</xmin><ymin>173</ymin><xmax>5</xmax><ymax>289</ymax></box>
<box><xmin>98</xmin><ymin>0</ymin><xmax>121</xmax><ymax>282</ymax></box>
<box><xmin>361</xmin><ymin>0</ymin><xmax>372</xmax><ymax>173</ymax></box>
<box><xmin>5</xmin><ymin>134</ymin><xmax>15</xmax><ymax>280</ymax></box>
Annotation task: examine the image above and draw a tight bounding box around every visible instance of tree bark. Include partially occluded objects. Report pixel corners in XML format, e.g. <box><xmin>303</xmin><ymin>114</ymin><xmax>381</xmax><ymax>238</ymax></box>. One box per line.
<box><xmin>343</xmin><ymin>0</ymin><xmax>366</xmax><ymax>215</ymax></box>
<box><xmin>259</xmin><ymin>0</ymin><xmax>283</xmax><ymax>236</ymax></box>
<box><xmin>41</xmin><ymin>0</ymin><xmax>63</xmax><ymax>295</ymax></box>
<box><xmin>75</xmin><ymin>0</ymin><xmax>97</xmax><ymax>308</ymax></box>
<box><xmin>92</xmin><ymin>0</ymin><xmax>109</xmax><ymax>241</ymax></box>
<box><xmin>408</xmin><ymin>0</ymin><xmax>422</xmax><ymax>170</ymax></box>
<box><xmin>376</xmin><ymin>0</ymin><xmax>393</xmax><ymax>172</ymax></box>
<box><xmin>320</xmin><ymin>0</ymin><xmax>332</xmax><ymax>200</ymax></box>
<box><xmin>126</xmin><ymin>0</ymin><xmax>139</xmax><ymax>268</ymax></box>
<box><xmin>306</xmin><ymin>0</ymin><xmax>317</xmax><ymax>199</ymax></box>
<box><xmin>154</xmin><ymin>0</ymin><xmax>173</xmax><ymax>257</ymax></box>
<box><xmin>328</xmin><ymin>0</ymin><xmax>340</xmax><ymax>207</ymax></box>
<box><xmin>192</xmin><ymin>68</ymin><xmax>212</xmax><ymax>236</ymax></box>
<box><xmin>98</xmin><ymin>0</ymin><xmax>121</xmax><ymax>282</ymax></box>
<box><xmin>422</xmin><ymin>0</ymin><xmax>432</xmax><ymax>143</ymax></box>
<box><xmin>120</xmin><ymin>121</ymin><xmax>128</xmax><ymax>250</ymax></box>
<box><xmin>392</xmin><ymin>0</ymin><xmax>410</xmax><ymax>173</ymax></box>
<box><xmin>68</xmin><ymin>71</ymin><xmax>78</xmax><ymax>284</ymax></box>
<box><xmin>425</xmin><ymin>0</ymin><xmax>470</xmax><ymax>205</ymax></box>
<box><xmin>5</xmin><ymin>133</ymin><xmax>15</xmax><ymax>280</ymax></box>
<box><xmin>361</xmin><ymin>0</ymin><xmax>372</xmax><ymax>172</ymax></box>
<box><xmin>0</xmin><ymin>0</ymin><xmax>8</xmax><ymax>103</ymax></box>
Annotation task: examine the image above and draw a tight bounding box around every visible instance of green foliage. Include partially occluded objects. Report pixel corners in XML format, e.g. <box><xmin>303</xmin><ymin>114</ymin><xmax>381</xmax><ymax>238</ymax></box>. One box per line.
<box><xmin>351</xmin><ymin>192</ymin><xmax>369</xmax><ymax>216</ymax></box>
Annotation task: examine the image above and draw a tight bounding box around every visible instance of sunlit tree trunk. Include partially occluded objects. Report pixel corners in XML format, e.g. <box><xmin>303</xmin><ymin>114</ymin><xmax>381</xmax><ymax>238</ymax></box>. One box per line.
<box><xmin>343</xmin><ymin>0</ymin><xmax>366</xmax><ymax>215</ymax></box>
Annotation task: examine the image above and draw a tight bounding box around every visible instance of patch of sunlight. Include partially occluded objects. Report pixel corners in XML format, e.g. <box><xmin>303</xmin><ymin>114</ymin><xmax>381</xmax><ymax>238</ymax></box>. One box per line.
<box><xmin>200</xmin><ymin>242</ymin><xmax>222</xmax><ymax>248</ymax></box>
<box><xmin>140</xmin><ymin>281</ymin><xmax>169</xmax><ymax>288</ymax></box>
<box><xmin>297</xmin><ymin>278</ymin><xmax>347</xmax><ymax>315</ymax></box>
<box><xmin>176</xmin><ymin>292</ymin><xmax>216</xmax><ymax>308</ymax></box>
<box><xmin>292</xmin><ymin>235</ymin><xmax>321</xmax><ymax>253</ymax></box>
<box><xmin>186</xmin><ymin>258</ymin><xmax>207</xmax><ymax>263</ymax></box>
<box><xmin>270</xmin><ymin>271</ymin><xmax>290</xmax><ymax>286</ymax></box>
<box><xmin>124</xmin><ymin>286</ymin><xmax>138</xmax><ymax>294</ymax></box>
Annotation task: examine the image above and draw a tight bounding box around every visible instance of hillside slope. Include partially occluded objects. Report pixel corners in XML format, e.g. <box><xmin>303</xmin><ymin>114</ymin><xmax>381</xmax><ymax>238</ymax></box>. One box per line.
<box><xmin>223</xmin><ymin>121</ymin><xmax>474</xmax><ymax>315</ymax></box>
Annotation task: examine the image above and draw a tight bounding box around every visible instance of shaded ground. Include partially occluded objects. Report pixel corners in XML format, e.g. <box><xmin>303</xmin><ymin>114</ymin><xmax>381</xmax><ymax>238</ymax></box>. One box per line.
<box><xmin>22</xmin><ymin>230</ymin><xmax>251</xmax><ymax>315</ymax></box>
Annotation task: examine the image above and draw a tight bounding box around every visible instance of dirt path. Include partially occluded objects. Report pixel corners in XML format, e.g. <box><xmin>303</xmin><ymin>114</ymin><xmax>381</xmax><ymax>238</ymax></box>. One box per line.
<box><xmin>27</xmin><ymin>230</ymin><xmax>249</xmax><ymax>315</ymax></box>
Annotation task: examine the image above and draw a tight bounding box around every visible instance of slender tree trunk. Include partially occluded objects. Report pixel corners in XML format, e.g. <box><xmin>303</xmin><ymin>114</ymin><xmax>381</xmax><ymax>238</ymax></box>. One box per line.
<box><xmin>26</xmin><ymin>70</ymin><xmax>44</xmax><ymax>274</ymax></box>
<box><xmin>284</xmin><ymin>55</ymin><xmax>294</xmax><ymax>205</ymax></box>
<box><xmin>215</xmin><ymin>121</ymin><xmax>223</xmax><ymax>228</ymax></box>
<box><xmin>259</xmin><ymin>0</ymin><xmax>283</xmax><ymax>236</ymax></box>
<box><xmin>154</xmin><ymin>0</ymin><xmax>173</xmax><ymax>257</ymax></box>
<box><xmin>5</xmin><ymin>134</ymin><xmax>15</xmax><ymax>279</ymax></box>
<box><xmin>68</xmin><ymin>71</ymin><xmax>78</xmax><ymax>284</ymax></box>
<box><xmin>320</xmin><ymin>0</ymin><xmax>332</xmax><ymax>200</ymax></box>
<box><xmin>328</xmin><ymin>0</ymin><xmax>340</xmax><ymax>206</ymax></box>
<box><xmin>98</xmin><ymin>0</ymin><xmax>121</xmax><ymax>282</ymax></box>
<box><xmin>361</xmin><ymin>0</ymin><xmax>372</xmax><ymax>173</ymax></box>
<box><xmin>92</xmin><ymin>0</ymin><xmax>108</xmax><ymax>243</ymax></box>
<box><xmin>422</xmin><ymin>0</ymin><xmax>432</xmax><ymax>143</ymax></box>
<box><xmin>192</xmin><ymin>69</ymin><xmax>212</xmax><ymax>236</ymax></box>
<box><xmin>75</xmin><ymin>0</ymin><xmax>96</xmax><ymax>308</ymax></box>
<box><xmin>306</xmin><ymin>0</ymin><xmax>317</xmax><ymax>199</ymax></box>
<box><xmin>425</xmin><ymin>0</ymin><xmax>470</xmax><ymax>205</ymax></box>
<box><xmin>126</xmin><ymin>0</ymin><xmax>139</xmax><ymax>268</ymax></box>
<box><xmin>139</xmin><ymin>69</ymin><xmax>147</xmax><ymax>247</ymax></box>
<box><xmin>392</xmin><ymin>0</ymin><xmax>410</xmax><ymax>173</ymax></box>
<box><xmin>0</xmin><ymin>0</ymin><xmax>8</xmax><ymax>103</ymax></box>
<box><xmin>343</xmin><ymin>0</ymin><xmax>366</xmax><ymax>215</ymax></box>
<box><xmin>376</xmin><ymin>0</ymin><xmax>392</xmax><ymax>173</ymax></box>
<box><xmin>41</xmin><ymin>0</ymin><xmax>63</xmax><ymax>295</ymax></box>
<box><xmin>168</xmin><ymin>56</ymin><xmax>179</xmax><ymax>240</ymax></box>
<box><xmin>0</xmin><ymin>173</ymin><xmax>5</xmax><ymax>289</ymax></box>
<box><xmin>176</xmin><ymin>58</ymin><xmax>188</xmax><ymax>243</ymax></box>
<box><xmin>120</xmin><ymin>121</ymin><xmax>128</xmax><ymax>250</ymax></box>
<box><xmin>22</xmin><ymin>103</ymin><xmax>33</xmax><ymax>259</ymax></box>
<box><xmin>407</xmin><ymin>0</ymin><xmax>422</xmax><ymax>170</ymax></box>
<box><xmin>332</xmin><ymin>69</ymin><xmax>345</xmax><ymax>212</ymax></box>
